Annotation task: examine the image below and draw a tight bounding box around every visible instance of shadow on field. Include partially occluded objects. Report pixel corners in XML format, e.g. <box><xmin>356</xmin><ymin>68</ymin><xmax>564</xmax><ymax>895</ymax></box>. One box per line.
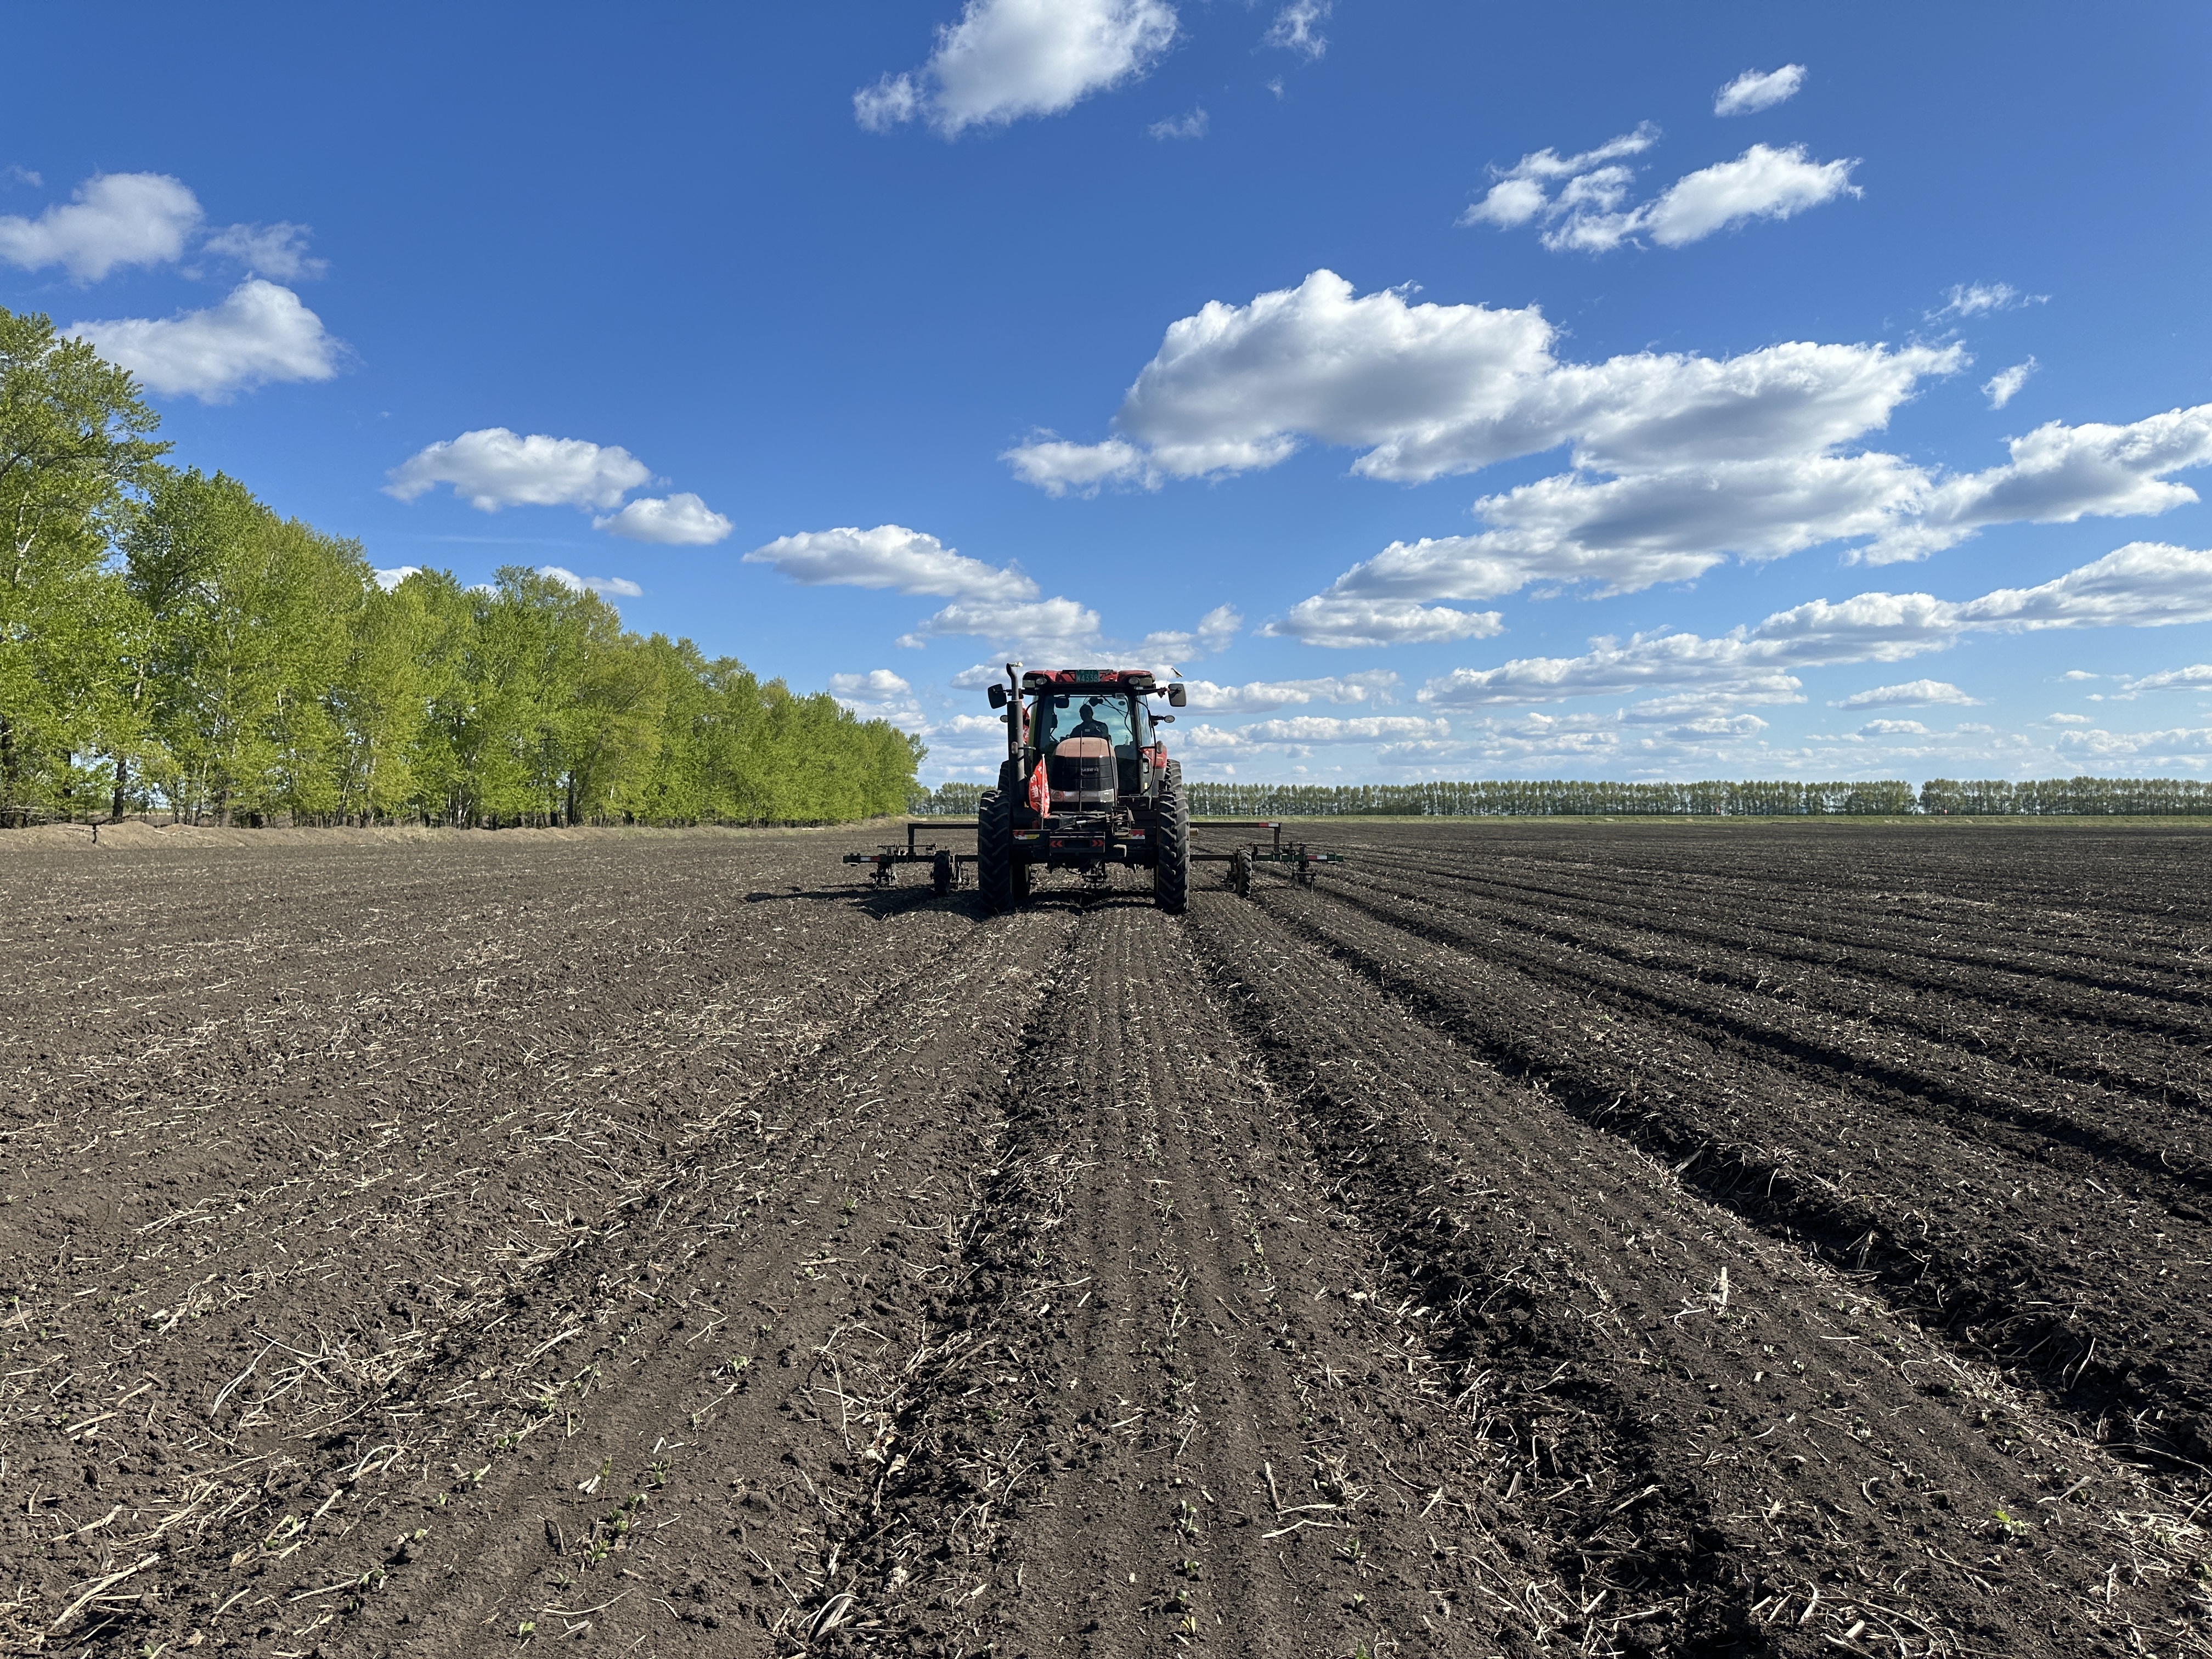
<box><xmin>761</xmin><ymin>871</ymin><xmax>1165</xmax><ymax>919</ymax></box>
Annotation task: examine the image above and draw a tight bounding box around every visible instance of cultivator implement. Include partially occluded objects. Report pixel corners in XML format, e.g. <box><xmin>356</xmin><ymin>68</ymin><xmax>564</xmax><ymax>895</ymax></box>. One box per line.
<box><xmin>845</xmin><ymin>812</ymin><xmax>1347</xmax><ymax>902</ymax></box>
<box><xmin>842</xmin><ymin>821</ymin><xmax>978</xmax><ymax>895</ymax></box>
<box><xmin>1217</xmin><ymin>826</ymin><xmax>1347</xmax><ymax>898</ymax></box>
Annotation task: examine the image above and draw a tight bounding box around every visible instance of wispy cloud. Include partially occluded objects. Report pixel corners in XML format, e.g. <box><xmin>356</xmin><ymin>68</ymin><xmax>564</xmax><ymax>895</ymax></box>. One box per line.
<box><xmin>1265</xmin><ymin>1</ymin><xmax>1330</xmax><ymax>59</ymax></box>
<box><xmin>1983</xmin><ymin>358</ymin><xmax>2037</xmax><ymax>409</ymax></box>
<box><xmin>1933</xmin><ymin>281</ymin><xmax>2046</xmax><ymax>319</ymax></box>
<box><xmin>1148</xmin><ymin>106</ymin><xmax>1207</xmax><ymax>139</ymax></box>
<box><xmin>1713</xmin><ymin>64</ymin><xmax>1806</xmax><ymax>116</ymax></box>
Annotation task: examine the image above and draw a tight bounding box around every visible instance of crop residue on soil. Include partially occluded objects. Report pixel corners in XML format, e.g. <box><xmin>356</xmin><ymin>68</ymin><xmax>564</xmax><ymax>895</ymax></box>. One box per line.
<box><xmin>2</xmin><ymin>822</ymin><xmax>2209</xmax><ymax>1657</ymax></box>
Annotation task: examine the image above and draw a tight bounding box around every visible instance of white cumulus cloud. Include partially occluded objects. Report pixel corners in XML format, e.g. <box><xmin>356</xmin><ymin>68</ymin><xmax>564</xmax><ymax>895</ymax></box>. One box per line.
<box><xmin>1832</xmin><ymin>679</ymin><xmax>1981</xmax><ymax>709</ymax></box>
<box><xmin>856</xmin><ymin>0</ymin><xmax>1177</xmax><ymax>137</ymax></box>
<box><xmin>1982</xmin><ymin>359</ymin><xmax>2037</xmax><ymax>410</ymax></box>
<box><xmin>1185</xmin><ymin>714</ymin><xmax>1448</xmax><ymax>752</ymax></box>
<box><xmin>2120</xmin><ymin>663</ymin><xmax>2212</xmax><ymax>694</ymax></box>
<box><xmin>1857</xmin><ymin>718</ymin><xmax>1929</xmax><ymax>737</ymax></box>
<box><xmin>539</xmin><ymin>566</ymin><xmax>644</xmax><ymax>599</ymax></box>
<box><xmin>386</xmin><ymin>428</ymin><xmax>652</xmax><ymax>511</ymax></box>
<box><xmin>827</xmin><ymin>668</ymin><xmax>924</xmax><ymax>725</ymax></box>
<box><xmin>1459</xmin><ymin>125</ymin><xmax>1660</xmax><ymax>229</ymax></box>
<box><xmin>895</xmin><ymin>594</ymin><xmax>1243</xmax><ymax>667</ymax></box>
<box><xmin>1463</xmin><ymin>131</ymin><xmax>1857</xmax><ymax>254</ymax></box>
<box><xmin>1001</xmin><ymin>435</ymin><xmax>1149</xmax><ymax>496</ymax></box>
<box><xmin>1713</xmin><ymin>64</ymin><xmax>1806</xmax><ymax>116</ymax></box>
<box><xmin>1178</xmin><ymin>670</ymin><xmax>1399</xmax><ymax>712</ymax></box>
<box><xmin>828</xmin><ymin>669</ymin><xmax>914</xmax><ymax>700</ymax></box>
<box><xmin>1138</xmin><ymin>603</ymin><xmax>1240</xmax><ymax>660</ymax></box>
<box><xmin>1864</xmin><ymin>403</ymin><xmax>2212</xmax><ymax>563</ymax></box>
<box><xmin>2056</xmin><ymin>725</ymin><xmax>2212</xmax><ymax>759</ymax></box>
<box><xmin>1028</xmin><ymin>274</ymin><xmax>2212</xmax><ymax>630</ymax></box>
<box><xmin>747</xmin><ymin>527</ymin><xmax>1237</xmax><ymax>667</ymax></box>
<box><xmin>1638</xmin><ymin>144</ymin><xmax>1859</xmax><ymax>247</ymax></box>
<box><xmin>594</xmin><ymin>493</ymin><xmax>732</xmax><ymax>545</ymax></box>
<box><xmin>0</xmin><ymin>172</ymin><xmax>202</xmax><ymax>280</ymax></box>
<box><xmin>371</xmin><ymin>566</ymin><xmax>421</xmax><ymax>591</ymax></box>
<box><xmin>1265</xmin><ymin>595</ymin><xmax>1505</xmax><ymax>649</ymax></box>
<box><xmin>896</xmin><ymin>595</ymin><xmax>1106</xmax><ymax>658</ymax></box>
<box><xmin>1417</xmin><ymin>541</ymin><xmax>2212</xmax><ymax>709</ymax></box>
<box><xmin>744</xmin><ymin>525</ymin><xmax>1037</xmax><ymax>600</ymax></box>
<box><xmin>71</xmin><ymin>279</ymin><xmax>342</xmax><ymax>401</ymax></box>
<box><xmin>1007</xmin><ymin>270</ymin><xmax>1950</xmax><ymax>495</ymax></box>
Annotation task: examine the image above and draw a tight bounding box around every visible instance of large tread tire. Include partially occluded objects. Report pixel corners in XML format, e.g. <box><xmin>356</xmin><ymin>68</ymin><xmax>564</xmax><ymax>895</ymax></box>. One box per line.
<box><xmin>1154</xmin><ymin>785</ymin><xmax>1189</xmax><ymax>915</ymax></box>
<box><xmin>978</xmin><ymin>789</ymin><xmax>1017</xmax><ymax>912</ymax></box>
<box><xmin>1165</xmin><ymin>759</ymin><xmax>1183</xmax><ymax>789</ymax></box>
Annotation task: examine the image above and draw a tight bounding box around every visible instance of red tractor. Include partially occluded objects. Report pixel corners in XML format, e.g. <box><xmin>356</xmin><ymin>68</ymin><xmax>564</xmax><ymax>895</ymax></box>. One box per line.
<box><xmin>978</xmin><ymin>662</ymin><xmax>1191</xmax><ymax>912</ymax></box>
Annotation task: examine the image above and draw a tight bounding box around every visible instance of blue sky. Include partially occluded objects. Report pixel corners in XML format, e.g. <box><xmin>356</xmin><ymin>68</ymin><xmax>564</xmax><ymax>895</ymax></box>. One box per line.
<box><xmin>7</xmin><ymin>1</ymin><xmax>2211</xmax><ymax>784</ymax></box>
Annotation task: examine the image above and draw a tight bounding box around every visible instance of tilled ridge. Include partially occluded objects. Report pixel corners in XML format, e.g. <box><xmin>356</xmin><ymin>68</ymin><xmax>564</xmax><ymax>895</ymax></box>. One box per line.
<box><xmin>1187</xmin><ymin>884</ymin><xmax>2210</xmax><ymax>1658</ymax></box>
<box><xmin>8</xmin><ymin>825</ymin><xmax>2212</xmax><ymax>1659</ymax></box>
<box><xmin>766</xmin><ymin>884</ymin><xmax>1559</xmax><ymax>1658</ymax></box>
<box><xmin>1255</xmin><ymin>868</ymin><xmax>2212</xmax><ymax>1476</ymax></box>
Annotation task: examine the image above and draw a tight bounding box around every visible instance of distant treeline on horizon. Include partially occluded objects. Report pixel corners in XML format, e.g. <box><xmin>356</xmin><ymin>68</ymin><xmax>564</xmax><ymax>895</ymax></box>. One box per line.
<box><xmin>910</xmin><ymin>777</ymin><xmax>2212</xmax><ymax>817</ymax></box>
<box><xmin>2</xmin><ymin>307</ymin><xmax>922</xmax><ymax>828</ymax></box>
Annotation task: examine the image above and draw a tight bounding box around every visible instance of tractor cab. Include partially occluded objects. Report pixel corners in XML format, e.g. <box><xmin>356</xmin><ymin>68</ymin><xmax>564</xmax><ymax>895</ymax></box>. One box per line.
<box><xmin>1029</xmin><ymin>689</ymin><xmax>1167</xmax><ymax>806</ymax></box>
<box><xmin>978</xmin><ymin>663</ymin><xmax>1191</xmax><ymax>911</ymax></box>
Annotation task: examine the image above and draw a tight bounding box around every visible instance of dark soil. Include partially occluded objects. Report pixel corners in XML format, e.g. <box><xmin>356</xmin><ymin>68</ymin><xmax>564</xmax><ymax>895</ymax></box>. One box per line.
<box><xmin>2</xmin><ymin>822</ymin><xmax>2208</xmax><ymax>1657</ymax></box>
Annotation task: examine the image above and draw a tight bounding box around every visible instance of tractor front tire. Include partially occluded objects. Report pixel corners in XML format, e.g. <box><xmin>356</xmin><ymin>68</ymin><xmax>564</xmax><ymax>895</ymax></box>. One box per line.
<box><xmin>978</xmin><ymin>789</ymin><xmax>1018</xmax><ymax>912</ymax></box>
<box><xmin>1154</xmin><ymin>785</ymin><xmax>1190</xmax><ymax>915</ymax></box>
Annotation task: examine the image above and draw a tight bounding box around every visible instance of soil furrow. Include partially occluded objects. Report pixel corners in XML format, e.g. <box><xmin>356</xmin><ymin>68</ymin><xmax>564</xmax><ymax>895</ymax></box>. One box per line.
<box><xmin>1186</xmin><ymin>887</ymin><xmax>2211</xmax><ymax>1656</ymax></box>
<box><xmin>1245</xmin><ymin>875</ymin><xmax>2212</xmax><ymax>1476</ymax></box>
<box><xmin>1317</xmin><ymin>867</ymin><xmax>2212</xmax><ymax>1203</ymax></box>
<box><xmin>7</xmin><ymin>826</ymin><xmax>2211</xmax><ymax>1658</ymax></box>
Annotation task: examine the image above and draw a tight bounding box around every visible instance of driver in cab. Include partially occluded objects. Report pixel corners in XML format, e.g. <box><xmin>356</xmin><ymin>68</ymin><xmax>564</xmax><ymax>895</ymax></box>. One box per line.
<box><xmin>1066</xmin><ymin>701</ymin><xmax>1111</xmax><ymax>741</ymax></box>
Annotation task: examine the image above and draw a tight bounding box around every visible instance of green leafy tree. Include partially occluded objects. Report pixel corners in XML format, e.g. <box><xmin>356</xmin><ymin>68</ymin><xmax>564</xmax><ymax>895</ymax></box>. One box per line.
<box><xmin>123</xmin><ymin>471</ymin><xmax>353</xmax><ymax>823</ymax></box>
<box><xmin>0</xmin><ymin>307</ymin><xmax>167</xmax><ymax>819</ymax></box>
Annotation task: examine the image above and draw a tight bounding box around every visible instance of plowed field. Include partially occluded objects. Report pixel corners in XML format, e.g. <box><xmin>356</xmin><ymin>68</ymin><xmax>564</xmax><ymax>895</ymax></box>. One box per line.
<box><xmin>4</xmin><ymin>822</ymin><xmax>2209</xmax><ymax>1658</ymax></box>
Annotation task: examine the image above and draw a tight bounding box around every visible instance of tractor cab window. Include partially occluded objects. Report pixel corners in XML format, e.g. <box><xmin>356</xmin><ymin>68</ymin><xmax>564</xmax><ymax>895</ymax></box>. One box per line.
<box><xmin>1033</xmin><ymin>694</ymin><xmax>1135</xmax><ymax>751</ymax></box>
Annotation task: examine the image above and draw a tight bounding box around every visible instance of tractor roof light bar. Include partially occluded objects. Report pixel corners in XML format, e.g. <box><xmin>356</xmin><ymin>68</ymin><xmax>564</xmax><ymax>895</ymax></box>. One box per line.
<box><xmin>992</xmin><ymin>665</ymin><xmax>1188</xmax><ymax>704</ymax></box>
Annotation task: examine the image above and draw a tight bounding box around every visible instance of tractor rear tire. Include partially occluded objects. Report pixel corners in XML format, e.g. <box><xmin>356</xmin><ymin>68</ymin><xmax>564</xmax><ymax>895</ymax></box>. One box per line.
<box><xmin>1154</xmin><ymin>785</ymin><xmax>1189</xmax><ymax>914</ymax></box>
<box><xmin>978</xmin><ymin>789</ymin><xmax>1018</xmax><ymax>912</ymax></box>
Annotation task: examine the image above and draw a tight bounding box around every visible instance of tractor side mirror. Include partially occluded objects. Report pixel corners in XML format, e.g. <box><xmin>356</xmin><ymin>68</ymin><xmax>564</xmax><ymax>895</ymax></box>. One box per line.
<box><xmin>1167</xmin><ymin>683</ymin><xmax>1187</xmax><ymax>707</ymax></box>
<box><xmin>987</xmin><ymin>684</ymin><xmax>1008</xmax><ymax>708</ymax></box>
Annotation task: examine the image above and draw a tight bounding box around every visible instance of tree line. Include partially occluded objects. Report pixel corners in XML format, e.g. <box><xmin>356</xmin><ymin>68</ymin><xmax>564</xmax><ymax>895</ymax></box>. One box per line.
<box><xmin>1916</xmin><ymin>777</ymin><xmax>2212</xmax><ymax>815</ymax></box>
<box><xmin>1</xmin><ymin>306</ymin><xmax>922</xmax><ymax>828</ymax></box>
<box><xmin>908</xmin><ymin>777</ymin><xmax>2212</xmax><ymax>817</ymax></box>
